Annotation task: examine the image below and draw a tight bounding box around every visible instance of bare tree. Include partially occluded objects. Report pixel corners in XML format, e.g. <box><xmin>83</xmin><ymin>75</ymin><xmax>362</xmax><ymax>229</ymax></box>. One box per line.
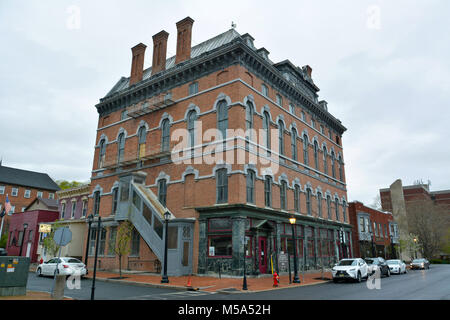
<box><xmin>406</xmin><ymin>200</ymin><xmax>450</xmax><ymax>259</ymax></box>
<box><xmin>369</xmin><ymin>194</ymin><xmax>382</xmax><ymax>211</ymax></box>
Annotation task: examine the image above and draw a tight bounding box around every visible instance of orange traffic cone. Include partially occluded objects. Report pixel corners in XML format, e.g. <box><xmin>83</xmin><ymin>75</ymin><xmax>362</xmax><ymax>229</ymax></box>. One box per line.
<box><xmin>186</xmin><ymin>276</ymin><xmax>192</xmax><ymax>288</ymax></box>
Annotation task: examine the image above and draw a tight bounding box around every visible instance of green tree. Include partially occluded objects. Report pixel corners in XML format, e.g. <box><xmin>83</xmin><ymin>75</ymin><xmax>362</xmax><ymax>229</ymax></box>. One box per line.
<box><xmin>0</xmin><ymin>221</ymin><xmax>9</xmax><ymax>248</ymax></box>
<box><xmin>114</xmin><ymin>221</ymin><xmax>133</xmax><ymax>278</ymax></box>
<box><xmin>42</xmin><ymin>220</ymin><xmax>64</xmax><ymax>257</ymax></box>
<box><xmin>56</xmin><ymin>180</ymin><xmax>85</xmax><ymax>190</ymax></box>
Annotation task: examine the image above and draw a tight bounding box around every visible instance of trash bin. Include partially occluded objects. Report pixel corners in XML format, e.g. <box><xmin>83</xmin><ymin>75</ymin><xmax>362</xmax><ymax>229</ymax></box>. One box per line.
<box><xmin>0</xmin><ymin>256</ymin><xmax>30</xmax><ymax>296</ymax></box>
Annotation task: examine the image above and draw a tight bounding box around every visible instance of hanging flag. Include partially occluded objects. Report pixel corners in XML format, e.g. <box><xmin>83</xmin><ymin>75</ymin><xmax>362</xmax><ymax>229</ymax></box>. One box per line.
<box><xmin>4</xmin><ymin>194</ymin><xmax>11</xmax><ymax>215</ymax></box>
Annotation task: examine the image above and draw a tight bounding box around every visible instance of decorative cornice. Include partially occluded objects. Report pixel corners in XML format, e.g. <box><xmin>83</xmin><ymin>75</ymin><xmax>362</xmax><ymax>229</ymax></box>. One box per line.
<box><xmin>95</xmin><ymin>38</ymin><xmax>346</xmax><ymax>135</ymax></box>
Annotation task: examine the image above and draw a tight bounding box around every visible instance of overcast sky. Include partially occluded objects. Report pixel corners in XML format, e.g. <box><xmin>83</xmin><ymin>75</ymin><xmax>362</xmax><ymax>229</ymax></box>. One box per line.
<box><xmin>1</xmin><ymin>0</ymin><xmax>449</xmax><ymax>205</ymax></box>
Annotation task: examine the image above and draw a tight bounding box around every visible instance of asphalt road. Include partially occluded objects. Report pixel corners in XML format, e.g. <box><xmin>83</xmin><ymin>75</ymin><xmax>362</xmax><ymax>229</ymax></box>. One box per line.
<box><xmin>26</xmin><ymin>264</ymin><xmax>450</xmax><ymax>300</ymax></box>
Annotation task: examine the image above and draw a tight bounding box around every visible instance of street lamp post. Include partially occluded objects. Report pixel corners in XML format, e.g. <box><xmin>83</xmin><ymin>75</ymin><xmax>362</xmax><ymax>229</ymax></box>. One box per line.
<box><xmin>390</xmin><ymin>235</ymin><xmax>396</xmax><ymax>259</ymax></box>
<box><xmin>161</xmin><ymin>211</ymin><xmax>171</xmax><ymax>283</ymax></box>
<box><xmin>90</xmin><ymin>216</ymin><xmax>102</xmax><ymax>301</ymax></box>
<box><xmin>84</xmin><ymin>214</ymin><xmax>94</xmax><ymax>266</ymax></box>
<box><xmin>19</xmin><ymin>223</ymin><xmax>28</xmax><ymax>256</ymax></box>
<box><xmin>289</xmin><ymin>216</ymin><xmax>300</xmax><ymax>283</ymax></box>
<box><xmin>243</xmin><ymin>237</ymin><xmax>248</xmax><ymax>290</ymax></box>
<box><xmin>370</xmin><ymin>230</ymin><xmax>376</xmax><ymax>257</ymax></box>
<box><xmin>413</xmin><ymin>237</ymin><xmax>417</xmax><ymax>259</ymax></box>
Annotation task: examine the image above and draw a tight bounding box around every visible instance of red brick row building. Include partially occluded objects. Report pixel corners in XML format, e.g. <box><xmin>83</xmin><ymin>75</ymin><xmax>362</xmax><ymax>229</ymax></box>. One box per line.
<box><xmin>348</xmin><ymin>201</ymin><xmax>398</xmax><ymax>259</ymax></box>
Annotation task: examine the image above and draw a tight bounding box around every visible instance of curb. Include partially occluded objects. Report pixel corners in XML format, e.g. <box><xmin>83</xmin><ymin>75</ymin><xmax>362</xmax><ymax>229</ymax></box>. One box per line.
<box><xmin>87</xmin><ymin>276</ymin><xmax>332</xmax><ymax>294</ymax></box>
<box><xmin>88</xmin><ymin>276</ymin><xmax>194</xmax><ymax>291</ymax></box>
<box><xmin>236</xmin><ymin>279</ymin><xmax>332</xmax><ymax>294</ymax></box>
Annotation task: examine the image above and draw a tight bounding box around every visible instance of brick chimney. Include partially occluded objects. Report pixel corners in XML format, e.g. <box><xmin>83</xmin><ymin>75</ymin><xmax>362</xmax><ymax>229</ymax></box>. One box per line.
<box><xmin>303</xmin><ymin>65</ymin><xmax>312</xmax><ymax>78</ymax></box>
<box><xmin>151</xmin><ymin>30</ymin><xmax>169</xmax><ymax>75</ymax></box>
<box><xmin>175</xmin><ymin>17</ymin><xmax>194</xmax><ymax>64</ymax></box>
<box><xmin>129</xmin><ymin>43</ymin><xmax>147</xmax><ymax>86</ymax></box>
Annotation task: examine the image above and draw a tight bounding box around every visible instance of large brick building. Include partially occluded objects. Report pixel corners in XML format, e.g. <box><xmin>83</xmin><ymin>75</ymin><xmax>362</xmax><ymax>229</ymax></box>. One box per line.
<box><xmin>348</xmin><ymin>201</ymin><xmax>398</xmax><ymax>259</ymax></box>
<box><xmin>85</xmin><ymin>17</ymin><xmax>351</xmax><ymax>276</ymax></box>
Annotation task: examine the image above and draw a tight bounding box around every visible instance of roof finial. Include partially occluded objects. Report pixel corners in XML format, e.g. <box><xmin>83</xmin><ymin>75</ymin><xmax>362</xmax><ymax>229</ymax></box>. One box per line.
<box><xmin>231</xmin><ymin>21</ymin><xmax>236</xmax><ymax>29</ymax></box>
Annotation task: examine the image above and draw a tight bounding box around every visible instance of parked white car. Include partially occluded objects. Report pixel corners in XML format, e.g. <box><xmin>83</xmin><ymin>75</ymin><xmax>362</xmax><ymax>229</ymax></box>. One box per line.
<box><xmin>36</xmin><ymin>257</ymin><xmax>87</xmax><ymax>277</ymax></box>
<box><xmin>332</xmin><ymin>258</ymin><xmax>369</xmax><ymax>283</ymax></box>
<box><xmin>386</xmin><ymin>259</ymin><xmax>407</xmax><ymax>274</ymax></box>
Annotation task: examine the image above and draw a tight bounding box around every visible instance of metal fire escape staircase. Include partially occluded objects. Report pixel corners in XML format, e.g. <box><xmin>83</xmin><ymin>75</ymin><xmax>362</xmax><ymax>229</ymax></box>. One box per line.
<box><xmin>115</xmin><ymin>173</ymin><xmax>171</xmax><ymax>267</ymax></box>
<box><xmin>114</xmin><ymin>172</ymin><xmax>194</xmax><ymax>276</ymax></box>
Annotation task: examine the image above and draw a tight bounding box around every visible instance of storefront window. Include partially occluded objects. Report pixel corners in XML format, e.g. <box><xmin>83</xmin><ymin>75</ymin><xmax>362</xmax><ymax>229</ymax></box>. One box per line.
<box><xmin>208</xmin><ymin>236</ymin><xmax>232</xmax><ymax>257</ymax></box>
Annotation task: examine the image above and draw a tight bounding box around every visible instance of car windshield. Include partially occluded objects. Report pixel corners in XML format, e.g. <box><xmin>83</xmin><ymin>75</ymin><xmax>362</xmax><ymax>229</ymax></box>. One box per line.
<box><xmin>66</xmin><ymin>258</ymin><xmax>82</xmax><ymax>264</ymax></box>
<box><xmin>387</xmin><ymin>260</ymin><xmax>399</xmax><ymax>265</ymax></box>
<box><xmin>365</xmin><ymin>259</ymin><xmax>378</xmax><ymax>265</ymax></box>
<box><xmin>412</xmin><ymin>259</ymin><xmax>424</xmax><ymax>263</ymax></box>
<box><xmin>338</xmin><ymin>259</ymin><xmax>357</xmax><ymax>266</ymax></box>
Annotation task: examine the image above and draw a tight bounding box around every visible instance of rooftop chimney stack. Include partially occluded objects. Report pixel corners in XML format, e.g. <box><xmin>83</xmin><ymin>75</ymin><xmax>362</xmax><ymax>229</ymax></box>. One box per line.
<box><xmin>129</xmin><ymin>43</ymin><xmax>147</xmax><ymax>86</ymax></box>
<box><xmin>151</xmin><ymin>30</ymin><xmax>169</xmax><ymax>75</ymax></box>
<box><xmin>303</xmin><ymin>65</ymin><xmax>312</xmax><ymax>78</ymax></box>
<box><xmin>175</xmin><ymin>17</ymin><xmax>194</xmax><ymax>64</ymax></box>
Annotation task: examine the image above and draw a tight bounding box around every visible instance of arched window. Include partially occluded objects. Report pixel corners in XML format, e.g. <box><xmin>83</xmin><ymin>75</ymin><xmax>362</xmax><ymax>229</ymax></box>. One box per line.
<box><xmin>246</xmin><ymin>170</ymin><xmax>255</xmax><ymax>204</ymax></box>
<box><xmin>263</xmin><ymin>111</ymin><xmax>271</xmax><ymax>152</ymax></box>
<box><xmin>112</xmin><ymin>187</ymin><xmax>119</xmax><ymax>214</ymax></box>
<box><xmin>306</xmin><ymin>188</ymin><xmax>312</xmax><ymax>216</ymax></box>
<box><xmin>138</xmin><ymin>126</ymin><xmax>146</xmax><ymax>159</ymax></box>
<box><xmin>187</xmin><ymin>110</ymin><xmax>197</xmax><ymax>149</ymax></box>
<box><xmin>338</xmin><ymin>155</ymin><xmax>343</xmax><ymax>181</ymax></box>
<box><xmin>158</xmin><ymin>179</ymin><xmax>167</xmax><ymax>207</ymax></box>
<box><xmin>313</xmin><ymin>141</ymin><xmax>319</xmax><ymax>169</ymax></box>
<box><xmin>331</xmin><ymin>151</ymin><xmax>336</xmax><ymax>178</ymax></box>
<box><xmin>98</xmin><ymin>139</ymin><xmax>106</xmax><ymax>168</ymax></box>
<box><xmin>217</xmin><ymin>100</ymin><xmax>228</xmax><ymax>140</ymax></box>
<box><xmin>317</xmin><ymin>192</ymin><xmax>323</xmax><ymax>218</ymax></box>
<box><xmin>261</xmin><ymin>84</ymin><xmax>268</xmax><ymax>97</ymax></box>
<box><xmin>264</xmin><ymin>175</ymin><xmax>272</xmax><ymax>207</ymax></box>
<box><xmin>326</xmin><ymin>195</ymin><xmax>332</xmax><ymax>219</ymax></box>
<box><xmin>323</xmin><ymin>147</ymin><xmax>328</xmax><ymax>175</ymax></box>
<box><xmin>161</xmin><ymin>119</ymin><xmax>170</xmax><ymax>152</ymax></box>
<box><xmin>245</xmin><ymin>102</ymin><xmax>254</xmax><ymax>149</ymax></box>
<box><xmin>342</xmin><ymin>200</ymin><xmax>347</xmax><ymax>222</ymax></box>
<box><xmin>291</xmin><ymin>128</ymin><xmax>298</xmax><ymax>161</ymax></box>
<box><xmin>117</xmin><ymin>133</ymin><xmax>125</xmax><ymax>163</ymax></box>
<box><xmin>303</xmin><ymin>134</ymin><xmax>309</xmax><ymax>165</ymax></box>
<box><xmin>216</xmin><ymin>168</ymin><xmax>228</xmax><ymax>204</ymax></box>
<box><xmin>294</xmin><ymin>185</ymin><xmax>300</xmax><ymax>213</ymax></box>
<box><xmin>335</xmin><ymin>198</ymin><xmax>340</xmax><ymax>221</ymax></box>
<box><xmin>278</xmin><ymin>120</ymin><xmax>285</xmax><ymax>156</ymax></box>
<box><xmin>280</xmin><ymin>180</ymin><xmax>287</xmax><ymax>210</ymax></box>
<box><xmin>93</xmin><ymin>191</ymin><xmax>101</xmax><ymax>216</ymax></box>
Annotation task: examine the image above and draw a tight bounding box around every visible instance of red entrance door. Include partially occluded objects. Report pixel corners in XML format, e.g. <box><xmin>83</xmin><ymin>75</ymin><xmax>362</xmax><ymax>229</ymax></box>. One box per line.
<box><xmin>258</xmin><ymin>237</ymin><xmax>267</xmax><ymax>274</ymax></box>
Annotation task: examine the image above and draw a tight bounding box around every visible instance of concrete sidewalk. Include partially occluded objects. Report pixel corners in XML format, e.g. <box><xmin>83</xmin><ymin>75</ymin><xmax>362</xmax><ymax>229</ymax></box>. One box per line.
<box><xmin>85</xmin><ymin>271</ymin><xmax>333</xmax><ymax>293</ymax></box>
<box><xmin>0</xmin><ymin>291</ymin><xmax>73</xmax><ymax>300</ymax></box>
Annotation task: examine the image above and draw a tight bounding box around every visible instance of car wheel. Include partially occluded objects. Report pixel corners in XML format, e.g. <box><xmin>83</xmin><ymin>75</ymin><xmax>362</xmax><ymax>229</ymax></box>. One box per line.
<box><xmin>333</xmin><ymin>278</ymin><xmax>339</xmax><ymax>283</ymax></box>
<box><xmin>357</xmin><ymin>272</ymin><xmax>362</xmax><ymax>283</ymax></box>
<box><xmin>386</xmin><ymin>269</ymin><xmax>390</xmax><ymax>277</ymax></box>
<box><xmin>36</xmin><ymin>268</ymin><xmax>42</xmax><ymax>277</ymax></box>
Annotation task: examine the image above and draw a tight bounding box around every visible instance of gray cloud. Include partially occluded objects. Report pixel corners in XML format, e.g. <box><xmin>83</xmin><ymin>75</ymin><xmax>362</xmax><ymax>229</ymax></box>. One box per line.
<box><xmin>1</xmin><ymin>0</ymin><xmax>449</xmax><ymax>203</ymax></box>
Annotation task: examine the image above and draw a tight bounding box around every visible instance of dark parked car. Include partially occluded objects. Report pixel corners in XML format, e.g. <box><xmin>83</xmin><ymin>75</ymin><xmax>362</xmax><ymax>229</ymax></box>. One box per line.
<box><xmin>364</xmin><ymin>257</ymin><xmax>391</xmax><ymax>277</ymax></box>
<box><xmin>0</xmin><ymin>248</ymin><xmax>7</xmax><ymax>256</ymax></box>
<box><xmin>410</xmin><ymin>258</ymin><xmax>430</xmax><ymax>270</ymax></box>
